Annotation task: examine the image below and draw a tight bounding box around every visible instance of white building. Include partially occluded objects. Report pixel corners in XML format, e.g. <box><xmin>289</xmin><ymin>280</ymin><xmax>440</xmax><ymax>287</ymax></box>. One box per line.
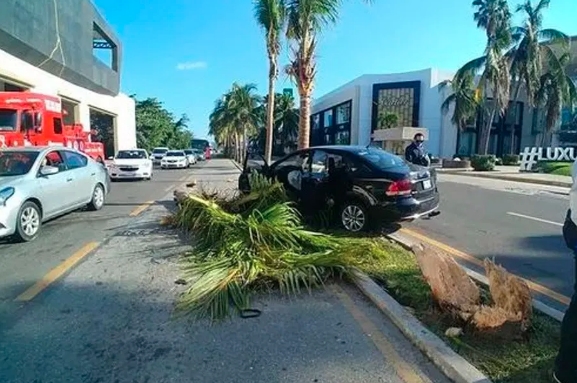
<box><xmin>312</xmin><ymin>64</ymin><xmax>577</xmax><ymax>158</ymax></box>
<box><xmin>0</xmin><ymin>0</ymin><xmax>136</xmax><ymax>155</ymax></box>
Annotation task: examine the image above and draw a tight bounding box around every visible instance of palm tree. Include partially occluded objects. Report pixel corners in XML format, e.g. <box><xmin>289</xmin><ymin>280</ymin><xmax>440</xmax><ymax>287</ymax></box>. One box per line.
<box><xmin>506</xmin><ymin>0</ymin><xmax>569</xmax><ymax>152</ymax></box>
<box><xmin>456</xmin><ymin>0</ymin><xmax>512</xmax><ymax>154</ymax></box>
<box><xmin>254</xmin><ymin>0</ymin><xmax>285</xmax><ymax>164</ymax></box>
<box><xmin>440</xmin><ymin>71</ymin><xmax>481</xmax><ymax>131</ymax></box>
<box><xmin>284</xmin><ymin>0</ymin><xmax>373</xmax><ymax>150</ymax></box>
<box><xmin>208</xmin><ymin>83</ymin><xmax>262</xmax><ymax>162</ymax></box>
<box><xmin>536</xmin><ymin>50</ymin><xmax>577</xmax><ymax>145</ymax></box>
<box><xmin>273</xmin><ymin>92</ymin><xmax>300</xmax><ymax>151</ymax></box>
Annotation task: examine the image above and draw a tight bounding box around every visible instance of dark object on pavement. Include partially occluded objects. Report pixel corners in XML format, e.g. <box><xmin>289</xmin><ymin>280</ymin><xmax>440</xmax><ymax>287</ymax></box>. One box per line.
<box><xmin>238</xmin><ymin>145</ymin><xmax>440</xmax><ymax>232</ymax></box>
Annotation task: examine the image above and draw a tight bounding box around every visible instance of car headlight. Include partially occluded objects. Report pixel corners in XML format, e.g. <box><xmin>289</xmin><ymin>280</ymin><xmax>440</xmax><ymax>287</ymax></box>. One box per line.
<box><xmin>0</xmin><ymin>187</ymin><xmax>15</xmax><ymax>206</ymax></box>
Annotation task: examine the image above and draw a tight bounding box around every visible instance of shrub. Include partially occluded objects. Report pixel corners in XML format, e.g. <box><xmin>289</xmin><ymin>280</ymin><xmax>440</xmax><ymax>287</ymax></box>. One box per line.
<box><xmin>471</xmin><ymin>155</ymin><xmax>496</xmax><ymax>171</ymax></box>
<box><xmin>535</xmin><ymin>161</ymin><xmax>572</xmax><ymax>176</ymax></box>
<box><xmin>502</xmin><ymin>154</ymin><xmax>519</xmax><ymax>166</ymax></box>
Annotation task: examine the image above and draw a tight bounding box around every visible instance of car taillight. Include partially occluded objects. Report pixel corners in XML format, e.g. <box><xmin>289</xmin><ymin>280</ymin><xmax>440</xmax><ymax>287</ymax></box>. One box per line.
<box><xmin>386</xmin><ymin>179</ymin><xmax>412</xmax><ymax>196</ymax></box>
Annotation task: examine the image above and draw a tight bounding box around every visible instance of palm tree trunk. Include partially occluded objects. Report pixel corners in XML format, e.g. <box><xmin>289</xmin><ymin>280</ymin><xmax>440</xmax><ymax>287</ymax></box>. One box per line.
<box><xmin>264</xmin><ymin>59</ymin><xmax>276</xmax><ymax>164</ymax></box>
<box><xmin>480</xmin><ymin>108</ymin><xmax>496</xmax><ymax>155</ymax></box>
<box><xmin>509</xmin><ymin>84</ymin><xmax>522</xmax><ymax>154</ymax></box>
<box><xmin>298</xmin><ymin>91</ymin><xmax>311</xmax><ymax>149</ymax></box>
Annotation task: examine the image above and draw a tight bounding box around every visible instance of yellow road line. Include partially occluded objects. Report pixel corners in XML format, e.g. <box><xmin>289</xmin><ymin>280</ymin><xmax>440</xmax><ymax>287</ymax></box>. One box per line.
<box><xmin>129</xmin><ymin>200</ymin><xmax>154</xmax><ymax>216</ymax></box>
<box><xmin>331</xmin><ymin>284</ymin><xmax>427</xmax><ymax>383</ymax></box>
<box><xmin>15</xmin><ymin>242</ymin><xmax>100</xmax><ymax>302</ymax></box>
<box><xmin>400</xmin><ymin>228</ymin><xmax>571</xmax><ymax>306</ymax></box>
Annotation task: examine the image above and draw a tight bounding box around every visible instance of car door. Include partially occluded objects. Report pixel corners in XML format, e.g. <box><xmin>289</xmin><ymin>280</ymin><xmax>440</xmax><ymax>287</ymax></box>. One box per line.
<box><xmin>300</xmin><ymin>150</ymin><xmax>330</xmax><ymax>211</ymax></box>
<box><xmin>35</xmin><ymin>150</ymin><xmax>75</xmax><ymax>218</ymax></box>
<box><xmin>60</xmin><ymin>150</ymin><xmax>93</xmax><ymax>206</ymax></box>
<box><xmin>270</xmin><ymin>151</ymin><xmax>311</xmax><ymax>201</ymax></box>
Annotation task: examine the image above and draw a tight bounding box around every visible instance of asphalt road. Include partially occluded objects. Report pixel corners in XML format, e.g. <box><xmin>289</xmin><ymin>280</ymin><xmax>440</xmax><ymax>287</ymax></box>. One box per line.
<box><xmin>0</xmin><ymin>159</ymin><xmax>448</xmax><ymax>383</ymax></box>
<box><xmin>0</xmin><ymin>163</ymin><xmax>202</xmax><ymax>328</ymax></box>
<box><xmin>408</xmin><ymin>173</ymin><xmax>573</xmax><ymax>310</ymax></box>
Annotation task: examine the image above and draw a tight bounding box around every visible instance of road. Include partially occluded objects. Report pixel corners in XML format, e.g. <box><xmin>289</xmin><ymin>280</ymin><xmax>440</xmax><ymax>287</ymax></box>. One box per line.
<box><xmin>0</xmin><ymin>164</ymin><xmax>200</xmax><ymax>329</ymax></box>
<box><xmin>407</xmin><ymin>173</ymin><xmax>573</xmax><ymax>311</ymax></box>
<box><xmin>0</xmin><ymin>159</ymin><xmax>449</xmax><ymax>383</ymax></box>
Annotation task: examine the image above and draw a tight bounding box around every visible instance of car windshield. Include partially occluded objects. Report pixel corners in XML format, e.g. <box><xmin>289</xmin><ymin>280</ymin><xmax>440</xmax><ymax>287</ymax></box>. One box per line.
<box><xmin>166</xmin><ymin>151</ymin><xmax>185</xmax><ymax>157</ymax></box>
<box><xmin>0</xmin><ymin>151</ymin><xmax>39</xmax><ymax>176</ymax></box>
<box><xmin>184</xmin><ymin>150</ymin><xmax>193</xmax><ymax>154</ymax></box>
<box><xmin>116</xmin><ymin>150</ymin><xmax>146</xmax><ymax>159</ymax></box>
<box><xmin>356</xmin><ymin>147</ymin><xmax>406</xmax><ymax>169</ymax></box>
<box><xmin>152</xmin><ymin>148</ymin><xmax>168</xmax><ymax>154</ymax></box>
<box><xmin>0</xmin><ymin>109</ymin><xmax>18</xmax><ymax>131</ymax></box>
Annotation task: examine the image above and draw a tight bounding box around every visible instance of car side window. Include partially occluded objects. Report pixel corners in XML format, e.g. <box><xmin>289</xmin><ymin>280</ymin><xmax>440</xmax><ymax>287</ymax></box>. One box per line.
<box><xmin>273</xmin><ymin>152</ymin><xmax>310</xmax><ymax>172</ymax></box>
<box><xmin>311</xmin><ymin>150</ymin><xmax>328</xmax><ymax>175</ymax></box>
<box><xmin>42</xmin><ymin>151</ymin><xmax>66</xmax><ymax>171</ymax></box>
<box><xmin>62</xmin><ymin>150</ymin><xmax>88</xmax><ymax>170</ymax></box>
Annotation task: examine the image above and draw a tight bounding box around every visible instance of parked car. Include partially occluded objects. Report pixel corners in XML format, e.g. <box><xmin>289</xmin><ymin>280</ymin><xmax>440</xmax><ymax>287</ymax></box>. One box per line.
<box><xmin>151</xmin><ymin>147</ymin><xmax>170</xmax><ymax>165</ymax></box>
<box><xmin>192</xmin><ymin>149</ymin><xmax>205</xmax><ymax>161</ymax></box>
<box><xmin>107</xmin><ymin>149</ymin><xmax>153</xmax><ymax>181</ymax></box>
<box><xmin>238</xmin><ymin>145</ymin><xmax>440</xmax><ymax>232</ymax></box>
<box><xmin>0</xmin><ymin>146</ymin><xmax>110</xmax><ymax>242</ymax></box>
<box><xmin>183</xmin><ymin>149</ymin><xmax>197</xmax><ymax>166</ymax></box>
<box><xmin>160</xmin><ymin>150</ymin><xmax>189</xmax><ymax>169</ymax></box>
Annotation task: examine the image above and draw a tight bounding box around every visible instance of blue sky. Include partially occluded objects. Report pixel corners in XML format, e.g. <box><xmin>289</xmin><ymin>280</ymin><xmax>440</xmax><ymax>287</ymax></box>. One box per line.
<box><xmin>93</xmin><ymin>0</ymin><xmax>577</xmax><ymax>140</ymax></box>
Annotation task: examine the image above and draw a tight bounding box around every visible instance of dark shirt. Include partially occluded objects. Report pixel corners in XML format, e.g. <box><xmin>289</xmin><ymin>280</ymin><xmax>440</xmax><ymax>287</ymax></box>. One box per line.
<box><xmin>405</xmin><ymin>142</ymin><xmax>429</xmax><ymax>167</ymax></box>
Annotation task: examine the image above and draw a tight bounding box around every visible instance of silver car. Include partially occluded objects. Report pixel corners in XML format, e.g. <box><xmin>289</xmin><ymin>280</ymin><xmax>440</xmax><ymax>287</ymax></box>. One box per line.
<box><xmin>0</xmin><ymin>146</ymin><xmax>110</xmax><ymax>242</ymax></box>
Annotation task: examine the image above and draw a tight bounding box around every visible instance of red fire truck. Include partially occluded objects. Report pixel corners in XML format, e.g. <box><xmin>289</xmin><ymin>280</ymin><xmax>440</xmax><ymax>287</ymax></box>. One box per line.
<box><xmin>0</xmin><ymin>91</ymin><xmax>105</xmax><ymax>162</ymax></box>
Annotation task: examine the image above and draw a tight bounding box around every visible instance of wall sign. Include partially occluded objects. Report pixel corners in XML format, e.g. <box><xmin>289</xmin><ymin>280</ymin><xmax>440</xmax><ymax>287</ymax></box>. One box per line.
<box><xmin>371</xmin><ymin>81</ymin><xmax>421</xmax><ymax>134</ymax></box>
<box><xmin>519</xmin><ymin>146</ymin><xmax>576</xmax><ymax>171</ymax></box>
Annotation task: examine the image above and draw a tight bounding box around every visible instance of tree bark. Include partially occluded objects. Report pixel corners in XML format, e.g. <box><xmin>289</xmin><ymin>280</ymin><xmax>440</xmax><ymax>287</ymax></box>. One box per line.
<box><xmin>298</xmin><ymin>91</ymin><xmax>311</xmax><ymax>149</ymax></box>
<box><xmin>264</xmin><ymin>58</ymin><xmax>276</xmax><ymax>164</ymax></box>
<box><xmin>481</xmin><ymin>108</ymin><xmax>496</xmax><ymax>155</ymax></box>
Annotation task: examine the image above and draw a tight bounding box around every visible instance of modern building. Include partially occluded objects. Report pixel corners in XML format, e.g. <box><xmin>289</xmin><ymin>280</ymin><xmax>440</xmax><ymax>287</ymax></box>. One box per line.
<box><xmin>312</xmin><ymin>58</ymin><xmax>577</xmax><ymax>158</ymax></box>
<box><xmin>0</xmin><ymin>0</ymin><xmax>136</xmax><ymax>152</ymax></box>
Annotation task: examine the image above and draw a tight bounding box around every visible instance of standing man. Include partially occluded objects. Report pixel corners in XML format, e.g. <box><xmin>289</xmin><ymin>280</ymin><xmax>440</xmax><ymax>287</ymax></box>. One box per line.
<box><xmin>556</xmin><ymin>160</ymin><xmax>577</xmax><ymax>383</ymax></box>
<box><xmin>404</xmin><ymin>133</ymin><xmax>430</xmax><ymax>167</ymax></box>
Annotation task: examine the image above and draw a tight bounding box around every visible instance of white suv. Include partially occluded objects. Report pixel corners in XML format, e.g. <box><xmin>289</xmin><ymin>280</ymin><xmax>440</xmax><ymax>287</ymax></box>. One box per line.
<box><xmin>151</xmin><ymin>147</ymin><xmax>169</xmax><ymax>165</ymax></box>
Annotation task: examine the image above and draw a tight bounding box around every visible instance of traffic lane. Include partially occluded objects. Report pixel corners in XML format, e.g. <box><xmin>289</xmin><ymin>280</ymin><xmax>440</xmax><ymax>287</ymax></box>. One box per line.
<box><xmin>408</xmin><ymin>179</ymin><xmax>574</xmax><ymax>302</ymax></box>
<box><xmin>0</xmin><ymin>166</ymin><xmax>197</xmax><ymax>304</ymax></box>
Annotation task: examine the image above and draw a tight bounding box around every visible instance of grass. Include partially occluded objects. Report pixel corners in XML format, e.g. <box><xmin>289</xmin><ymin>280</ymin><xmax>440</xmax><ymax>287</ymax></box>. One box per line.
<box><xmin>358</xmin><ymin>238</ymin><xmax>561</xmax><ymax>383</ymax></box>
<box><xmin>537</xmin><ymin>161</ymin><xmax>572</xmax><ymax>176</ymax></box>
<box><xmin>172</xmin><ymin>171</ymin><xmax>561</xmax><ymax>382</ymax></box>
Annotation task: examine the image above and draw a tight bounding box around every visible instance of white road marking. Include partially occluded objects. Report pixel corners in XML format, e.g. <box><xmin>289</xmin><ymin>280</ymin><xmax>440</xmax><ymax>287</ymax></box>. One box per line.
<box><xmin>506</xmin><ymin>212</ymin><xmax>563</xmax><ymax>227</ymax></box>
<box><xmin>164</xmin><ymin>185</ymin><xmax>175</xmax><ymax>192</ymax></box>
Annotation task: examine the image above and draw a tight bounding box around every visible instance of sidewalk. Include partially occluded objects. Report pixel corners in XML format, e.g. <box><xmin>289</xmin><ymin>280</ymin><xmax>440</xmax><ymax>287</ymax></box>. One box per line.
<box><xmin>437</xmin><ymin>165</ymin><xmax>572</xmax><ymax>188</ymax></box>
<box><xmin>0</xmin><ymin>159</ymin><xmax>450</xmax><ymax>383</ymax></box>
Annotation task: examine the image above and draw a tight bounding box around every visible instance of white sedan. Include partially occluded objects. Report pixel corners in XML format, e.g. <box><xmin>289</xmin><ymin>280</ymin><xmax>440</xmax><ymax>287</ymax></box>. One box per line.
<box><xmin>161</xmin><ymin>150</ymin><xmax>189</xmax><ymax>169</ymax></box>
<box><xmin>107</xmin><ymin>149</ymin><xmax>153</xmax><ymax>181</ymax></box>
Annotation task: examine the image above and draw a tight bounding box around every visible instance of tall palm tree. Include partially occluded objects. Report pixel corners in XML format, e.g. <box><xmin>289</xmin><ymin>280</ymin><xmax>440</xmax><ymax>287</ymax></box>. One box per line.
<box><xmin>208</xmin><ymin>83</ymin><xmax>262</xmax><ymax>162</ymax></box>
<box><xmin>440</xmin><ymin>71</ymin><xmax>481</xmax><ymax>131</ymax></box>
<box><xmin>273</xmin><ymin>92</ymin><xmax>300</xmax><ymax>150</ymax></box>
<box><xmin>456</xmin><ymin>0</ymin><xmax>512</xmax><ymax>154</ymax></box>
<box><xmin>536</xmin><ymin>50</ymin><xmax>577</xmax><ymax>145</ymax></box>
<box><xmin>284</xmin><ymin>0</ymin><xmax>373</xmax><ymax>150</ymax></box>
<box><xmin>254</xmin><ymin>0</ymin><xmax>285</xmax><ymax>164</ymax></box>
<box><xmin>506</xmin><ymin>0</ymin><xmax>569</xmax><ymax>152</ymax></box>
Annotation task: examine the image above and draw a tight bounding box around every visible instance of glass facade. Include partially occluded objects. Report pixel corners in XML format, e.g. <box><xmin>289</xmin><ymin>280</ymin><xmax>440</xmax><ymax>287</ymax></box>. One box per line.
<box><xmin>375</xmin><ymin>87</ymin><xmax>416</xmax><ymax>128</ymax></box>
<box><xmin>309</xmin><ymin>100</ymin><xmax>352</xmax><ymax>146</ymax></box>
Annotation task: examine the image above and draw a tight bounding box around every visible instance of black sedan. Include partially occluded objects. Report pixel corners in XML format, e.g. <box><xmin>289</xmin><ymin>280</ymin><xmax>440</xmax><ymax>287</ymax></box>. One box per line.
<box><xmin>238</xmin><ymin>145</ymin><xmax>440</xmax><ymax>232</ymax></box>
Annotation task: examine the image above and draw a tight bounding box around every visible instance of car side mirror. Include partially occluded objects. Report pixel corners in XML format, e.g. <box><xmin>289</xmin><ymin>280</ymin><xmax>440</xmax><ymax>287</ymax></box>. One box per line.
<box><xmin>39</xmin><ymin>165</ymin><xmax>59</xmax><ymax>176</ymax></box>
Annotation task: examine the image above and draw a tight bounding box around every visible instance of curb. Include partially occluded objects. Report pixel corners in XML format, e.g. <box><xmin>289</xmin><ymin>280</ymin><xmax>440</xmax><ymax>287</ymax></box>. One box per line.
<box><xmin>386</xmin><ymin>231</ymin><xmax>565</xmax><ymax>323</ymax></box>
<box><xmin>439</xmin><ymin>170</ymin><xmax>571</xmax><ymax>188</ymax></box>
<box><xmin>230</xmin><ymin>159</ymin><xmax>243</xmax><ymax>171</ymax></box>
<box><xmin>352</xmin><ymin>271</ymin><xmax>492</xmax><ymax>383</ymax></box>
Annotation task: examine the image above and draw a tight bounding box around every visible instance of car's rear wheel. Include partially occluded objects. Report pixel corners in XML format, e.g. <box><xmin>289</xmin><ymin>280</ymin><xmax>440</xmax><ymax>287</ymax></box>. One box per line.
<box><xmin>14</xmin><ymin>201</ymin><xmax>42</xmax><ymax>242</ymax></box>
<box><xmin>87</xmin><ymin>184</ymin><xmax>105</xmax><ymax>211</ymax></box>
<box><xmin>339</xmin><ymin>201</ymin><xmax>368</xmax><ymax>232</ymax></box>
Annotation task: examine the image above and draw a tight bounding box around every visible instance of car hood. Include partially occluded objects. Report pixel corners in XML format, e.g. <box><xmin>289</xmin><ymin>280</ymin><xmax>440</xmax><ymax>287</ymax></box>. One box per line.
<box><xmin>113</xmin><ymin>159</ymin><xmax>149</xmax><ymax>166</ymax></box>
<box><xmin>163</xmin><ymin>156</ymin><xmax>186</xmax><ymax>160</ymax></box>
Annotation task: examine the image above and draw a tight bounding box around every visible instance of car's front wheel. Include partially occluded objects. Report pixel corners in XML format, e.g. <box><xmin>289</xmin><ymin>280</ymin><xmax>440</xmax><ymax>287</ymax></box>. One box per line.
<box><xmin>13</xmin><ymin>201</ymin><xmax>42</xmax><ymax>242</ymax></box>
<box><xmin>339</xmin><ymin>201</ymin><xmax>368</xmax><ymax>232</ymax></box>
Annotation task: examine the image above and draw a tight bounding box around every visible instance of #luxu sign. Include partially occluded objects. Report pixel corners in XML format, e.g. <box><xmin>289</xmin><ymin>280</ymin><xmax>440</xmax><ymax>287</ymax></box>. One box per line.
<box><xmin>519</xmin><ymin>146</ymin><xmax>575</xmax><ymax>171</ymax></box>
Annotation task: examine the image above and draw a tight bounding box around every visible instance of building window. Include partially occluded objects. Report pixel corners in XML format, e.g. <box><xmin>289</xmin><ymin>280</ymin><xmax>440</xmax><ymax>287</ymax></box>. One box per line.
<box><xmin>376</xmin><ymin>87</ymin><xmax>415</xmax><ymax>128</ymax></box>
<box><xmin>312</xmin><ymin>114</ymin><xmax>321</xmax><ymax>130</ymax></box>
<box><xmin>323</xmin><ymin>110</ymin><xmax>333</xmax><ymax>127</ymax></box>
<box><xmin>336</xmin><ymin>103</ymin><xmax>350</xmax><ymax>124</ymax></box>
<box><xmin>53</xmin><ymin>118</ymin><xmax>63</xmax><ymax>134</ymax></box>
